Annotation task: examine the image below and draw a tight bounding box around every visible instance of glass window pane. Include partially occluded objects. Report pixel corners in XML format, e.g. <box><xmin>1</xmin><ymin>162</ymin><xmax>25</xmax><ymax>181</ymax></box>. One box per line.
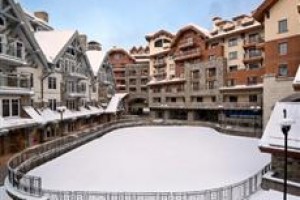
<box><xmin>2</xmin><ymin>99</ymin><xmax>10</xmax><ymax>117</ymax></box>
<box><xmin>12</xmin><ymin>99</ymin><xmax>19</xmax><ymax>116</ymax></box>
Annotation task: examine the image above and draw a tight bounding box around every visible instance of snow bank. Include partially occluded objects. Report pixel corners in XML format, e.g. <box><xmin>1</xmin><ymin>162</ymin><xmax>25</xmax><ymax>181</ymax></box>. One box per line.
<box><xmin>28</xmin><ymin>126</ymin><xmax>270</xmax><ymax>192</ymax></box>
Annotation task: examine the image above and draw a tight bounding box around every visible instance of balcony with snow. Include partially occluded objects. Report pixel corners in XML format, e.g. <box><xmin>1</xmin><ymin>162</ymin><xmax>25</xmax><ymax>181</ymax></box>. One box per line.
<box><xmin>0</xmin><ymin>72</ymin><xmax>33</xmax><ymax>95</ymax></box>
<box><xmin>259</xmin><ymin>102</ymin><xmax>300</xmax><ymax>196</ymax></box>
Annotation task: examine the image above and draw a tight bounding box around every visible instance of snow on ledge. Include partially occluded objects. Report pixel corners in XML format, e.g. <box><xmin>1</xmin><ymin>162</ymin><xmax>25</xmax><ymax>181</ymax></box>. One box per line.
<box><xmin>147</xmin><ymin>78</ymin><xmax>186</xmax><ymax>86</ymax></box>
<box><xmin>260</xmin><ymin>102</ymin><xmax>300</xmax><ymax>152</ymax></box>
<box><xmin>220</xmin><ymin>84</ymin><xmax>263</xmax><ymax>91</ymax></box>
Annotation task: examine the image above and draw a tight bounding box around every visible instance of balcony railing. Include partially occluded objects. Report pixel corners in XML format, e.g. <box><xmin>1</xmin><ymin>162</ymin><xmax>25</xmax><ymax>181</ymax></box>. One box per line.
<box><xmin>66</xmin><ymin>86</ymin><xmax>86</xmax><ymax>98</ymax></box>
<box><xmin>174</xmin><ymin>48</ymin><xmax>201</xmax><ymax>61</ymax></box>
<box><xmin>153</xmin><ymin>60</ymin><xmax>166</xmax><ymax>67</ymax></box>
<box><xmin>244</xmin><ymin>51</ymin><xmax>263</xmax><ymax>63</ymax></box>
<box><xmin>0</xmin><ymin>43</ymin><xmax>26</xmax><ymax>65</ymax></box>
<box><xmin>222</xmin><ymin>102</ymin><xmax>262</xmax><ymax>109</ymax></box>
<box><xmin>244</xmin><ymin>37</ymin><xmax>264</xmax><ymax>48</ymax></box>
<box><xmin>0</xmin><ymin>72</ymin><xmax>33</xmax><ymax>95</ymax></box>
<box><xmin>179</xmin><ymin>38</ymin><xmax>195</xmax><ymax>49</ymax></box>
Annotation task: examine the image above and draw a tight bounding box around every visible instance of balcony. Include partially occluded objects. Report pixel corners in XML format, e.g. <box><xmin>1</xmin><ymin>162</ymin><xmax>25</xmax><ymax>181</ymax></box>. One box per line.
<box><xmin>174</xmin><ymin>48</ymin><xmax>201</xmax><ymax>61</ymax></box>
<box><xmin>0</xmin><ymin>72</ymin><xmax>33</xmax><ymax>95</ymax></box>
<box><xmin>153</xmin><ymin>70</ymin><xmax>166</xmax><ymax>78</ymax></box>
<box><xmin>189</xmin><ymin>102</ymin><xmax>219</xmax><ymax>109</ymax></box>
<box><xmin>243</xmin><ymin>37</ymin><xmax>264</xmax><ymax>49</ymax></box>
<box><xmin>153</xmin><ymin>59</ymin><xmax>166</xmax><ymax>68</ymax></box>
<box><xmin>243</xmin><ymin>51</ymin><xmax>263</xmax><ymax>64</ymax></box>
<box><xmin>0</xmin><ymin>43</ymin><xmax>27</xmax><ymax>66</ymax></box>
<box><xmin>113</xmin><ymin>67</ymin><xmax>126</xmax><ymax>72</ymax></box>
<box><xmin>65</xmin><ymin>71</ymin><xmax>88</xmax><ymax>80</ymax></box>
<box><xmin>66</xmin><ymin>86</ymin><xmax>86</xmax><ymax>98</ymax></box>
<box><xmin>222</xmin><ymin>102</ymin><xmax>262</xmax><ymax>110</ymax></box>
<box><xmin>178</xmin><ymin>38</ymin><xmax>195</xmax><ymax>49</ymax></box>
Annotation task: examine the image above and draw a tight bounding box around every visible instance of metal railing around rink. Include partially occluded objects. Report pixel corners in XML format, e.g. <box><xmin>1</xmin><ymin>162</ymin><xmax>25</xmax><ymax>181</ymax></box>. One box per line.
<box><xmin>6</xmin><ymin>118</ymin><xmax>271</xmax><ymax>200</ymax></box>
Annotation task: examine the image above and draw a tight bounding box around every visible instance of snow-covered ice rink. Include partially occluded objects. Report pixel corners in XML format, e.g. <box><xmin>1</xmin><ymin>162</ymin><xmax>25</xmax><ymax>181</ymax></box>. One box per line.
<box><xmin>29</xmin><ymin>126</ymin><xmax>271</xmax><ymax>192</ymax></box>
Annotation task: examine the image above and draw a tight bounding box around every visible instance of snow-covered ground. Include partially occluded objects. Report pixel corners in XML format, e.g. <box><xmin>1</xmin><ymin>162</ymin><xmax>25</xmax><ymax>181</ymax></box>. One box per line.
<box><xmin>0</xmin><ymin>186</ymin><xmax>10</xmax><ymax>200</ymax></box>
<box><xmin>29</xmin><ymin>126</ymin><xmax>270</xmax><ymax>192</ymax></box>
<box><xmin>250</xmin><ymin>189</ymin><xmax>300</xmax><ymax>200</ymax></box>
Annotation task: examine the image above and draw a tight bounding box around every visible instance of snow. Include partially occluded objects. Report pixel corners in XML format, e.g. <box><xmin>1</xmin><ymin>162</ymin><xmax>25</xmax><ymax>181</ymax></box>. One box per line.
<box><xmin>260</xmin><ymin>102</ymin><xmax>300</xmax><ymax>152</ymax></box>
<box><xmin>86</xmin><ymin>50</ymin><xmax>105</xmax><ymax>76</ymax></box>
<box><xmin>34</xmin><ymin>30</ymin><xmax>75</xmax><ymax>63</ymax></box>
<box><xmin>0</xmin><ymin>116</ymin><xmax>38</xmax><ymax>131</ymax></box>
<box><xmin>0</xmin><ymin>186</ymin><xmax>10</xmax><ymax>200</ymax></box>
<box><xmin>147</xmin><ymin>78</ymin><xmax>186</xmax><ymax>86</ymax></box>
<box><xmin>293</xmin><ymin>65</ymin><xmax>300</xmax><ymax>86</ymax></box>
<box><xmin>28</xmin><ymin>126</ymin><xmax>270</xmax><ymax>192</ymax></box>
<box><xmin>105</xmin><ymin>93</ymin><xmax>128</xmax><ymax>113</ymax></box>
<box><xmin>250</xmin><ymin>189</ymin><xmax>299</xmax><ymax>200</ymax></box>
<box><xmin>220</xmin><ymin>84</ymin><xmax>263</xmax><ymax>91</ymax></box>
<box><xmin>184</xmin><ymin>23</ymin><xmax>211</xmax><ymax>38</ymax></box>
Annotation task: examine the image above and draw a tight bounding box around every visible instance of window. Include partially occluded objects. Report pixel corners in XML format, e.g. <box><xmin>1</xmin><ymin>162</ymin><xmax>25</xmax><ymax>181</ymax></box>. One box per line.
<box><xmin>229</xmin><ymin>51</ymin><xmax>238</xmax><ymax>60</ymax></box>
<box><xmin>49</xmin><ymin>99</ymin><xmax>57</xmax><ymax>111</ymax></box>
<box><xmin>153</xmin><ymin>98</ymin><xmax>161</xmax><ymax>103</ymax></box>
<box><xmin>228</xmin><ymin>38</ymin><xmax>238</xmax><ymax>47</ymax></box>
<box><xmin>16</xmin><ymin>42</ymin><xmax>23</xmax><ymax>59</ymax></box>
<box><xmin>209</xmin><ymin>55</ymin><xmax>216</xmax><ymax>60</ymax></box>
<box><xmin>2</xmin><ymin>99</ymin><xmax>19</xmax><ymax>117</ymax></box>
<box><xmin>248</xmin><ymin>63</ymin><xmax>260</xmax><ymax>70</ymax></box>
<box><xmin>229</xmin><ymin>96</ymin><xmax>238</xmax><ymax>102</ymax></box>
<box><xmin>12</xmin><ymin>99</ymin><xmax>19</xmax><ymax>116</ymax></box>
<box><xmin>154</xmin><ymin>39</ymin><xmax>163</xmax><ymax>47</ymax></box>
<box><xmin>249</xmin><ymin>95</ymin><xmax>258</xmax><ymax>103</ymax></box>
<box><xmin>192</xmin><ymin>82</ymin><xmax>199</xmax><ymax>91</ymax></box>
<box><xmin>229</xmin><ymin>65</ymin><xmax>238</xmax><ymax>72</ymax></box>
<box><xmin>211</xmin><ymin>96</ymin><xmax>216</xmax><ymax>102</ymax></box>
<box><xmin>278</xmin><ymin>19</ymin><xmax>288</xmax><ymax>33</ymax></box>
<box><xmin>197</xmin><ymin>97</ymin><xmax>203</xmax><ymax>102</ymax></box>
<box><xmin>247</xmin><ymin>76</ymin><xmax>258</xmax><ymax>85</ymax></box>
<box><xmin>48</xmin><ymin>77</ymin><xmax>57</xmax><ymax>89</ymax></box>
<box><xmin>227</xmin><ymin>79</ymin><xmax>235</xmax><ymax>87</ymax></box>
<box><xmin>2</xmin><ymin>99</ymin><xmax>10</xmax><ymax>117</ymax></box>
<box><xmin>0</xmin><ymin>16</ymin><xmax>5</xmax><ymax>28</ymax></box>
<box><xmin>171</xmin><ymin>97</ymin><xmax>176</xmax><ymax>103</ymax></box>
<box><xmin>279</xmin><ymin>43</ymin><xmax>288</xmax><ymax>55</ymax></box>
<box><xmin>278</xmin><ymin>64</ymin><xmax>288</xmax><ymax>77</ymax></box>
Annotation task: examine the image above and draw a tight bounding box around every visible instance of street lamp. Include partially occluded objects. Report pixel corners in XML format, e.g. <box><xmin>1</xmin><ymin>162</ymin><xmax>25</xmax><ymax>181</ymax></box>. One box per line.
<box><xmin>57</xmin><ymin>107</ymin><xmax>66</xmax><ymax>136</ymax></box>
<box><xmin>280</xmin><ymin>109</ymin><xmax>294</xmax><ymax>200</ymax></box>
<box><xmin>218</xmin><ymin>105</ymin><xmax>224</xmax><ymax>128</ymax></box>
<box><xmin>251</xmin><ymin>106</ymin><xmax>261</xmax><ymax>137</ymax></box>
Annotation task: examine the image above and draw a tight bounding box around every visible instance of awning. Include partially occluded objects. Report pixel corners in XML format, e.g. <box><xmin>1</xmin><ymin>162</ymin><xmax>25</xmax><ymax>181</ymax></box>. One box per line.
<box><xmin>23</xmin><ymin>106</ymin><xmax>45</xmax><ymax>124</ymax></box>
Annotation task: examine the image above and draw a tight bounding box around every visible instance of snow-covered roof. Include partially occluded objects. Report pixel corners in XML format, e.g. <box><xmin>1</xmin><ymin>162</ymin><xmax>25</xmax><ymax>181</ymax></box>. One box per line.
<box><xmin>0</xmin><ymin>116</ymin><xmax>38</xmax><ymax>131</ymax></box>
<box><xmin>211</xmin><ymin>22</ymin><xmax>261</xmax><ymax>39</ymax></box>
<box><xmin>293</xmin><ymin>65</ymin><xmax>300</xmax><ymax>86</ymax></box>
<box><xmin>86</xmin><ymin>50</ymin><xmax>105</xmax><ymax>76</ymax></box>
<box><xmin>185</xmin><ymin>23</ymin><xmax>212</xmax><ymax>38</ymax></box>
<box><xmin>34</xmin><ymin>30</ymin><xmax>76</xmax><ymax>63</ymax></box>
<box><xmin>105</xmin><ymin>93</ymin><xmax>128</xmax><ymax>113</ymax></box>
<box><xmin>260</xmin><ymin>102</ymin><xmax>300</xmax><ymax>153</ymax></box>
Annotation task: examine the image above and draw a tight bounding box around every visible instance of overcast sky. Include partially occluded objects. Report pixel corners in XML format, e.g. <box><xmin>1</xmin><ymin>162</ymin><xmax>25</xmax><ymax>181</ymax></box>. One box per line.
<box><xmin>19</xmin><ymin>0</ymin><xmax>262</xmax><ymax>51</ymax></box>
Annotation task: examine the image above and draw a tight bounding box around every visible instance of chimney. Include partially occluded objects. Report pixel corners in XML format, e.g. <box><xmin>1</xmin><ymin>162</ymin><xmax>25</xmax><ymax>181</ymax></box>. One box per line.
<box><xmin>34</xmin><ymin>11</ymin><xmax>49</xmax><ymax>23</ymax></box>
<box><xmin>212</xmin><ymin>16</ymin><xmax>222</xmax><ymax>31</ymax></box>
<box><xmin>88</xmin><ymin>41</ymin><xmax>102</xmax><ymax>51</ymax></box>
<box><xmin>79</xmin><ymin>34</ymin><xmax>88</xmax><ymax>51</ymax></box>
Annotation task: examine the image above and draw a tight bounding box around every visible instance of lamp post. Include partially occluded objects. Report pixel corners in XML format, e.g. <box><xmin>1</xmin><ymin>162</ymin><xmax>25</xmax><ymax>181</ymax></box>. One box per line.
<box><xmin>218</xmin><ymin>105</ymin><xmax>224</xmax><ymax>128</ymax></box>
<box><xmin>57</xmin><ymin>107</ymin><xmax>66</xmax><ymax>136</ymax></box>
<box><xmin>251</xmin><ymin>106</ymin><xmax>261</xmax><ymax>137</ymax></box>
<box><xmin>280</xmin><ymin>109</ymin><xmax>294</xmax><ymax>200</ymax></box>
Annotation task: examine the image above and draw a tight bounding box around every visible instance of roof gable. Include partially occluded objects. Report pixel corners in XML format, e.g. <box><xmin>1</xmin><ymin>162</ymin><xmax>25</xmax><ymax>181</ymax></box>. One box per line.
<box><xmin>253</xmin><ymin>0</ymin><xmax>279</xmax><ymax>22</ymax></box>
<box><xmin>34</xmin><ymin>30</ymin><xmax>76</xmax><ymax>63</ymax></box>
